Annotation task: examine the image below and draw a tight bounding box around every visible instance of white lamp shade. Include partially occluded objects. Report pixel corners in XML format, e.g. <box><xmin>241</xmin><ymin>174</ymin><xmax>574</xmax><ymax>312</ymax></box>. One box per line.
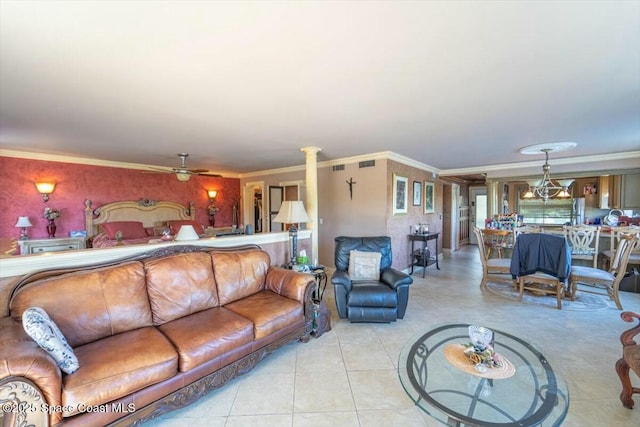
<box><xmin>35</xmin><ymin>182</ymin><xmax>55</xmax><ymax>194</ymax></box>
<box><xmin>174</xmin><ymin>225</ymin><xmax>200</xmax><ymax>241</ymax></box>
<box><xmin>15</xmin><ymin>216</ymin><xmax>33</xmax><ymax>228</ymax></box>
<box><xmin>273</xmin><ymin>201</ymin><xmax>310</xmax><ymax>224</ymax></box>
<box><xmin>556</xmin><ymin>179</ymin><xmax>575</xmax><ymax>188</ymax></box>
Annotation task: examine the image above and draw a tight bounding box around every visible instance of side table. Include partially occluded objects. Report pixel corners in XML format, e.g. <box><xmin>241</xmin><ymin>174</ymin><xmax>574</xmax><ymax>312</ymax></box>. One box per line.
<box><xmin>18</xmin><ymin>237</ymin><xmax>87</xmax><ymax>255</ymax></box>
<box><xmin>283</xmin><ymin>264</ymin><xmax>332</xmax><ymax>338</ymax></box>
<box><xmin>408</xmin><ymin>232</ymin><xmax>440</xmax><ymax>277</ymax></box>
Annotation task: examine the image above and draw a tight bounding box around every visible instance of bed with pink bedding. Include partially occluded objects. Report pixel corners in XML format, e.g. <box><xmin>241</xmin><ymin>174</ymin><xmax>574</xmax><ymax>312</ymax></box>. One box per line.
<box><xmin>84</xmin><ymin>199</ymin><xmax>203</xmax><ymax>248</ymax></box>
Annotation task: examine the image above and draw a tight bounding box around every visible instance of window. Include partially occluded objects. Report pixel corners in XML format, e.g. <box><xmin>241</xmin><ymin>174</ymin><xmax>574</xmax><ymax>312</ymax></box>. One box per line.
<box><xmin>517</xmin><ymin>198</ymin><xmax>574</xmax><ymax>225</ymax></box>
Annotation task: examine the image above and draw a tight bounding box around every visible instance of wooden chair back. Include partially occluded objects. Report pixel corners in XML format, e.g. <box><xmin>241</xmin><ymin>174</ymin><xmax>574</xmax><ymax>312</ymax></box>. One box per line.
<box><xmin>481</xmin><ymin>228</ymin><xmax>513</xmax><ymax>259</ymax></box>
<box><xmin>611</xmin><ymin>234</ymin><xmax>640</xmax><ymax>279</ymax></box>
<box><xmin>608</xmin><ymin>226</ymin><xmax>640</xmax><ymax>257</ymax></box>
<box><xmin>473</xmin><ymin>227</ymin><xmax>488</xmax><ymax>265</ymax></box>
<box><xmin>514</xmin><ymin>225</ymin><xmax>543</xmax><ymax>238</ymax></box>
<box><xmin>563</xmin><ymin>225</ymin><xmax>600</xmax><ymax>268</ymax></box>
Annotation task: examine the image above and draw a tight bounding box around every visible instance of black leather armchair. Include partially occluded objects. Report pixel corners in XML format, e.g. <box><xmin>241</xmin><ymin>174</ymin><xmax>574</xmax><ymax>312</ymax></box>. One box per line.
<box><xmin>331</xmin><ymin>236</ymin><xmax>413</xmax><ymax>322</ymax></box>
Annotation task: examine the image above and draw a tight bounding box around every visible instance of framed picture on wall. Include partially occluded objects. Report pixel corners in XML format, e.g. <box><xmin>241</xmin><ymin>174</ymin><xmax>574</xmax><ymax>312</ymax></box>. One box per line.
<box><xmin>424</xmin><ymin>181</ymin><xmax>435</xmax><ymax>214</ymax></box>
<box><xmin>393</xmin><ymin>174</ymin><xmax>408</xmax><ymax>215</ymax></box>
<box><xmin>412</xmin><ymin>181</ymin><xmax>422</xmax><ymax>206</ymax></box>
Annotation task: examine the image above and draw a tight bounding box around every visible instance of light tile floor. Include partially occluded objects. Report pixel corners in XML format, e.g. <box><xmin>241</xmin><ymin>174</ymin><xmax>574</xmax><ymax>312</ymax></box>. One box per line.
<box><xmin>145</xmin><ymin>245</ymin><xmax>640</xmax><ymax>426</ymax></box>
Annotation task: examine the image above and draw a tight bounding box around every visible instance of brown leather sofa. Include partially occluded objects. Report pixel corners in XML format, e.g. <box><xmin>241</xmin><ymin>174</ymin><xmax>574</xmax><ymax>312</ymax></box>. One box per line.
<box><xmin>0</xmin><ymin>245</ymin><xmax>315</xmax><ymax>426</ymax></box>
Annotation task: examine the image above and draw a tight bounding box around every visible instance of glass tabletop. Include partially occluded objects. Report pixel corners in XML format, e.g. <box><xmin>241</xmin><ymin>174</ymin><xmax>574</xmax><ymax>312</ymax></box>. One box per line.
<box><xmin>398</xmin><ymin>324</ymin><xmax>569</xmax><ymax>427</ymax></box>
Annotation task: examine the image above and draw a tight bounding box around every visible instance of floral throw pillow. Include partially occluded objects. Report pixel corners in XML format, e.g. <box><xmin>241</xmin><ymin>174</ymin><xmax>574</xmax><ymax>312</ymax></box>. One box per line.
<box><xmin>348</xmin><ymin>250</ymin><xmax>382</xmax><ymax>281</ymax></box>
<box><xmin>22</xmin><ymin>307</ymin><xmax>79</xmax><ymax>374</ymax></box>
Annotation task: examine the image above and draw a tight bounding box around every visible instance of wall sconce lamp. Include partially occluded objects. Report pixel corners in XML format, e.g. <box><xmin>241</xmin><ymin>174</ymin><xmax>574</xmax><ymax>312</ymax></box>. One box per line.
<box><xmin>35</xmin><ymin>182</ymin><xmax>56</xmax><ymax>202</ymax></box>
<box><xmin>15</xmin><ymin>216</ymin><xmax>33</xmax><ymax>240</ymax></box>
<box><xmin>207</xmin><ymin>190</ymin><xmax>219</xmax><ymax>227</ymax></box>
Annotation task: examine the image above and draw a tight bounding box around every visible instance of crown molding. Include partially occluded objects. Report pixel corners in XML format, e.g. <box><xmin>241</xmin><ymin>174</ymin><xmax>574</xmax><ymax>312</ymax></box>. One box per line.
<box><xmin>239</xmin><ymin>151</ymin><xmax>440</xmax><ymax>179</ymax></box>
<box><xmin>0</xmin><ymin>149</ymin><xmax>239</xmax><ymax>178</ymax></box>
<box><xmin>439</xmin><ymin>151</ymin><xmax>640</xmax><ymax>176</ymax></box>
<box><xmin>4</xmin><ymin>148</ymin><xmax>637</xmax><ymax>180</ymax></box>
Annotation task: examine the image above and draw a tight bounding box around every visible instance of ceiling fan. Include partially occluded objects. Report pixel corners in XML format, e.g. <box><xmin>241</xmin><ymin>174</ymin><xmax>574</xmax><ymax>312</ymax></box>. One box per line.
<box><xmin>145</xmin><ymin>153</ymin><xmax>221</xmax><ymax>182</ymax></box>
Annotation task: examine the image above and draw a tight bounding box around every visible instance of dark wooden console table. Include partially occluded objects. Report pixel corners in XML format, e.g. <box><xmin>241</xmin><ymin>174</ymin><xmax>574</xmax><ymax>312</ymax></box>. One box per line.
<box><xmin>409</xmin><ymin>233</ymin><xmax>440</xmax><ymax>278</ymax></box>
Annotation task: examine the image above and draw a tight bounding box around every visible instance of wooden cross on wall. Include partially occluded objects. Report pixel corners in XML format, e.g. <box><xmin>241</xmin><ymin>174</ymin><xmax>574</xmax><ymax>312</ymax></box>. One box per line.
<box><xmin>346</xmin><ymin>177</ymin><xmax>356</xmax><ymax>200</ymax></box>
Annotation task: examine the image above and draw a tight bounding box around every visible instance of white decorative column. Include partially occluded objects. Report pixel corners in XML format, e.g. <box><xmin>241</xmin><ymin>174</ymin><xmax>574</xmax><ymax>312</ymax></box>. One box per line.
<box><xmin>301</xmin><ymin>146</ymin><xmax>321</xmax><ymax>264</ymax></box>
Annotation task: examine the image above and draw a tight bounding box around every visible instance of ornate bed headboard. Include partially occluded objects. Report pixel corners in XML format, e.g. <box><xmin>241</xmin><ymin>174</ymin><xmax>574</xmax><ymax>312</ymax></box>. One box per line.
<box><xmin>84</xmin><ymin>199</ymin><xmax>195</xmax><ymax>238</ymax></box>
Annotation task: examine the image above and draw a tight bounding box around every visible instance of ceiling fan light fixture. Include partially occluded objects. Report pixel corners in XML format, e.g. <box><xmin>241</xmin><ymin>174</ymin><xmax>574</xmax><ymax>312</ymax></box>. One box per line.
<box><xmin>176</xmin><ymin>172</ymin><xmax>191</xmax><ymax>182</ymax></box>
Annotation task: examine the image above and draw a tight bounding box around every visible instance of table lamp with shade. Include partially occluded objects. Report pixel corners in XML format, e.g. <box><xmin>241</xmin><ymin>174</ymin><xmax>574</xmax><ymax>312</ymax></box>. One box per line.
<box><xmin>15</xmin><ymin>216</ymin><xmax>33</xmax><ymax>240</ymax></box>
<box><xmin>273</xmin><ymin>201</ymin><xmax>310</xmax><ymax>266</ymax></box>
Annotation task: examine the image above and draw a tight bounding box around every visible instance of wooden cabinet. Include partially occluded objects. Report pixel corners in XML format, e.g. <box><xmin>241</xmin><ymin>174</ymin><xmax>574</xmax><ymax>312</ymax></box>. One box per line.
<box><xmin>600</xmin><ymin>174</ymin><xmax>639</xmax><ymax>209</ymax></box>
<box><xmin>599</xmin><ymin>175</ymin><xmax>620</xmax><ymax>209</ymax></box>
<box><xmin>621</xmin><ymin>173</ymin><xmax>640</xmax><ymax>209</ymax></box>
<box><xmin>19</xmin><ymin>237</ymin><xmax>86</xmax><ymax>255</ymax></box>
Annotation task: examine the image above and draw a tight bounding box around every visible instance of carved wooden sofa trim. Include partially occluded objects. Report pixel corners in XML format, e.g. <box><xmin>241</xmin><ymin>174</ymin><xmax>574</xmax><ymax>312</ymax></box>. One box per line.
<box><xmin>616</xmin><ymin>311</ymin><xmax>640</xmax><ymax>409</ymax></box>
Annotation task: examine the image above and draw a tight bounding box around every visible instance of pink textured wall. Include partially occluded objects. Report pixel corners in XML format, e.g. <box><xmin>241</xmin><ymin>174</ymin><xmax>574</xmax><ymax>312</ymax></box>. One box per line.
<box><xmin>0</xmin><ymin>157</ymin><xmax>240</xmax><ymax>240</ymax></box>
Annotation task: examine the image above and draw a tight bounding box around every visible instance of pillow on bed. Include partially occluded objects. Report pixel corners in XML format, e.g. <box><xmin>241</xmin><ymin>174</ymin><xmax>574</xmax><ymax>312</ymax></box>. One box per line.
<box><xmin>102</xmin><ymin>221</ymin><xmax>148</xmax><ymax>239</ymax></box>
<box><xmin>169</xmin><ymin>220</ymin><xmax>204</xmax><ymax>236</ymax></box>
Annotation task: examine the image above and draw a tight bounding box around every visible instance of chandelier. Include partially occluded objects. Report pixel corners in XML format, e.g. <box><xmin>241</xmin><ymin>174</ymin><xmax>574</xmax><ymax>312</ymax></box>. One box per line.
<box><xmin>520</xmin><ymin>143</ymin><xmax>576</xmax><ymax>204</ymax></box>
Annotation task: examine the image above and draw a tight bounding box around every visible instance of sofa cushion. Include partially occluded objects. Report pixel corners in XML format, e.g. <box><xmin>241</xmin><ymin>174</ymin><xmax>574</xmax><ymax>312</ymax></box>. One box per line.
<box><xmin>225</xmin><ymin>290</ymin><xmax>303</xmax><ymax>340</ymax></box>
<box><xmin>158</xmin><ymin>307</ymin><xmax>254</xmax><ymax>372</ymax></box>
<box><xmin>62</xmin><ymin>327</ymin><xmax>177</xmax><ymax>416</ymax></box>
<box><xmin>144</xmin><ymin>252</ymin><xmax>219</xmax><ymax>325</ymax></box>
<box><xmin>11</xmin><ymin>262</ymin><xmax>153</xmax><ymax>347</ymax></box>
<box><xmin>22</xmin><ymin>307</ymin><xmax>79</xmax><ymax>374</ymax></box>
<box><xmin>212</xmin><ymin>250</ymin><xmax>270</xmax><ymax>305</ymax></box>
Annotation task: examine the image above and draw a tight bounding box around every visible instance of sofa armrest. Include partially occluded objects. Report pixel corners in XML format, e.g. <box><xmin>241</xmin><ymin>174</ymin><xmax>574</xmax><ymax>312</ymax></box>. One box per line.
<box><xmin>330</xmin><ymin>270</ymin><xmax>352</xmax><ymax>292</ymax></box>
<box><xmin>265</xmin><ymin>267</ymin><xmax>316</xmax><ymax>303</ymax></box>
<box><xmin>381</xmin><ymin>268</ymin><xmax>413</xmax><ymax>290</ymax></box>
<box><xmin>0</xmin><ymin>317</ymin><xmax>63</xmax><ymax>425</ymax></box>
<box><xmin>621</xmin><ymin>311</ymin><xmax>640</xmax><ymax>346</ymax></box>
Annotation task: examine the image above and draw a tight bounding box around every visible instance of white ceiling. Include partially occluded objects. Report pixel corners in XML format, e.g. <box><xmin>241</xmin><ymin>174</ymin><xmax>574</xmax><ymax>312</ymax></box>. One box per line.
<box><xmin>1</xmin><ymin>1</ymin><xmax>639</xmax><ymax>177</ymax></box>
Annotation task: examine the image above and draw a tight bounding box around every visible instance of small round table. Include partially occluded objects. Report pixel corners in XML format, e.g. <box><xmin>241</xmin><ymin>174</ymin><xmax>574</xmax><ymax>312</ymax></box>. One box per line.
<box><xmin>398</xmin><ymin>324</ymin><xmax>569</xmax><ymax>426</ymax></box>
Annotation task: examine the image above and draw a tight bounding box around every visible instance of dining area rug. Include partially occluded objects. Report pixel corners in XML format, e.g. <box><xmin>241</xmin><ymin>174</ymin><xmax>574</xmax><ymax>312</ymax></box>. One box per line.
<box><xmin>485</xmin><ymin>280</ymin><xmax>616</xmax><ymax>311</ymax></box>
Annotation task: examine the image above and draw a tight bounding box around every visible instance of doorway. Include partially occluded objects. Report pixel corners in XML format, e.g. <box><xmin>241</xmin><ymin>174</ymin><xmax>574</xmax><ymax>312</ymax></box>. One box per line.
<box><xmin>469</xmin><ymin>186</ymin><xmax>487</xmax><ymax>245</ymax></box>
<box><xmin>244</xmin><ymin>181</ymin><xmax>265</xmax><ymax>233</ymax></box>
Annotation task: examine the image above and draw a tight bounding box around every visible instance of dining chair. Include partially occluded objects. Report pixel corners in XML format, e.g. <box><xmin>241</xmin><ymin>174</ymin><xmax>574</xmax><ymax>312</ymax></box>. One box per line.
<box><xmin>473</xmin><ymin>227</ymin><xmax>512</xmax><ymax>289</ymax></box>
<box><xmin>510</xmin><ymin>233</ymin><xmax>571</xmax><ymax>310</ymax></box>
<box><xmin>601</xmin><ymin>226</ymin><xmax>640</xmax><ymax>270</ymax></box>
<box><xmin>569</xmin><ymin>233</ymin><xmax>640</xmax><ymax>310</ymax></box>
<box><xmin>563</xmin><ymin>225</ymin><xmax>600</xmax><ymax>268</ymax></box>
<box><xmin>481</xmin><ymin>228</ymin><xmax>513</xmax><ymax>259</ymax></box>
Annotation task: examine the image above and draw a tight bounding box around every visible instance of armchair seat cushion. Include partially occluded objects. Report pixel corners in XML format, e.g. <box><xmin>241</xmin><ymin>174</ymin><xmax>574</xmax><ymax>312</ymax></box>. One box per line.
<box><xmin>348</xmin><ymin>283</ymin><xmax>397</xmax><ymax>308</ymax></box>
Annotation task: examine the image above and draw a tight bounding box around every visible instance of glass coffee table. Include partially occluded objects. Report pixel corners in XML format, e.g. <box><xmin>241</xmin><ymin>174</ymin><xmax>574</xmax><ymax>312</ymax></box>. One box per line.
<box><xmin>398</xmin><ymin>324</ymin><xmax>569</xmax><ymax>426</ymax></box>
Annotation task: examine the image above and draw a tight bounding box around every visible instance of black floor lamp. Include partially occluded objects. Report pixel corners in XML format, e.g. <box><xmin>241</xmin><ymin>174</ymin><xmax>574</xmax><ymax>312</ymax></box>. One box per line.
<box><xmin>273</xmin><ymin>201</ymin><xmax>311</xmax><ymax>266</ymax></box>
